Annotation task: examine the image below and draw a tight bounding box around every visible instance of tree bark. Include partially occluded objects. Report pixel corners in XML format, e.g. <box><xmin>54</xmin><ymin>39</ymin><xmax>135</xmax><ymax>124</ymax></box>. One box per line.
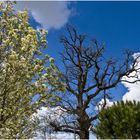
<box><xmin>79</xmin><ymin>129</ymin><xmax>89</xmax><ymax>139</ymax></box>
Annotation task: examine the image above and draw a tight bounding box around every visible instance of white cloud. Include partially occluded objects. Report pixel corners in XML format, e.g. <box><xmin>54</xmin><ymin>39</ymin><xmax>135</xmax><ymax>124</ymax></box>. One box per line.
<box><xmin>96</xmin><ymin>99</ymin><xmax>114</xmax><ymax>111</ymax></box>
<box><xmin>96</xmin><ymin>53</ymin><xmax>140</xmax><ymax>104</ymax></box>
<box><xmin>15</xmin><ymin>1</ymin><xmax>73</xmax><ymax>30</ymax></box>
<box><xmin>34</xmin><ymin>106</ymin><xmax>66</xmax><ymax>120</ymax></box>
<box><xmin>122</xmin><ymin>53</ymin><xmax>140</xmax><ymax>101</ymax></box>
<box><xmin>33</xmin><ymin>106</ymin><xmax>78</xmax><ymax>139</ymax></box>
<box><xmin>33</xmin><ymin>107</ymin><xmax>96</xmax><ymax>139</ymax></box>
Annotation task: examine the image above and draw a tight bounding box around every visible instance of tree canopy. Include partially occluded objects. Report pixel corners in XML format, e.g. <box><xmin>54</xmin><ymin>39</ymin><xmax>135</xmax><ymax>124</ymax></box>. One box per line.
<box><xmin>0</xmin><ymin>1</ymin><xmax>65</xmax><ymax>138</ymax></box>
<box><xmin>46</xmin><ymin>25</ymin><xmax>140</xmax><ymax>139</ymax></box>
<box><xmin>95</xmin><ymin>101</ymin><xmax>140</xmax><ymax>139</ymax></box>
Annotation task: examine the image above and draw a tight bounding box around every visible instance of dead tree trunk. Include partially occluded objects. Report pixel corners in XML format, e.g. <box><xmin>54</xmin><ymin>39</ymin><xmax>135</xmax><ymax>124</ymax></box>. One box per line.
<box><xmin>79</xmin><ymin>130</ymin><xmax>89</xmax><ymax>139</ymax></box>
<box><xmin>48</xmin><ymin>25</ymin><xmax>140</xmax><ymax>140</ymax></box>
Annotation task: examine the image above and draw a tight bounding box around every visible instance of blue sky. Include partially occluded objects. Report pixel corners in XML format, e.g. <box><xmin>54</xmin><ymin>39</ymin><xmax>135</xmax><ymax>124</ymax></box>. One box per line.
<box><xmin>47</xmin><ymin>2</ymin><xmax>140</xmax><ymax>58</ymax></box>
<box><xmin>46</xmin><ymin>2</ymin><xmax>140</xmax><ymax>101</ymax></box>
<box><xmin>16</xmin><ymin>1</ymin><xmax>140</xmax><ymax>102</ymax></box>
<box><xmin>15</xmin><ymin>1</ymin><xmax>140</xmax><ymax>139</ymax></box>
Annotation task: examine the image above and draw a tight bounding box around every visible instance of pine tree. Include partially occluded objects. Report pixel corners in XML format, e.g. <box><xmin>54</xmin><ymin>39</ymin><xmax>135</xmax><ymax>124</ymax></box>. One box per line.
<box><xmin>95</xmin><ymin>100</ymin><xmax>140</xmax><ymax>139</ymax></box>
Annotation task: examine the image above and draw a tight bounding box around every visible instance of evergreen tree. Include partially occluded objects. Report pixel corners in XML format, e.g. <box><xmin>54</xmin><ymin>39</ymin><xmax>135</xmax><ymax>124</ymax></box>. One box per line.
<box><xmin>95</xmin><ymin>101</ymin><xmax>140</xmax><ymax>139</ymax></box>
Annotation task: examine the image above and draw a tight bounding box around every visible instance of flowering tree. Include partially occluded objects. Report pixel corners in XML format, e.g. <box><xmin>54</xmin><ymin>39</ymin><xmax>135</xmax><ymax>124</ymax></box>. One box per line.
<box><xmin>0</xmin><ymin>1</ymin><xmax>65</xmax><ymax>138</ymax></box>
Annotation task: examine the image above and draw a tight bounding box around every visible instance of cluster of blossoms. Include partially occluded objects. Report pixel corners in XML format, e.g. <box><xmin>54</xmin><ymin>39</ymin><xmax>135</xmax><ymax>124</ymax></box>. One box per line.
<box><xmin>0</xmin><ymin>1</ymin><xmax>65</xmax><ymax>138</ymax></box>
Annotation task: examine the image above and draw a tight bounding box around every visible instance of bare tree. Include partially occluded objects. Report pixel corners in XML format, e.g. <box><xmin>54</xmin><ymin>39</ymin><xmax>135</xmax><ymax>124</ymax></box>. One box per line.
<box><xmin>48</xmin><ymin>25</ymin><xmax>140</xmax><ymax>139</ymax></box>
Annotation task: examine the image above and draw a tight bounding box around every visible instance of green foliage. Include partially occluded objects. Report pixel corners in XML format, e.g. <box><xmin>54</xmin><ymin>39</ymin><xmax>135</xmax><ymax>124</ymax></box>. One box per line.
<box><xmin>95</xmin><ymin>100</ymin><xmax>140</xmax><ymax>139</ymax></box>
<box><xmin>0</xmin><ymin>1</ymin><xmax>65</xmax><ymax>138</ymax></box>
